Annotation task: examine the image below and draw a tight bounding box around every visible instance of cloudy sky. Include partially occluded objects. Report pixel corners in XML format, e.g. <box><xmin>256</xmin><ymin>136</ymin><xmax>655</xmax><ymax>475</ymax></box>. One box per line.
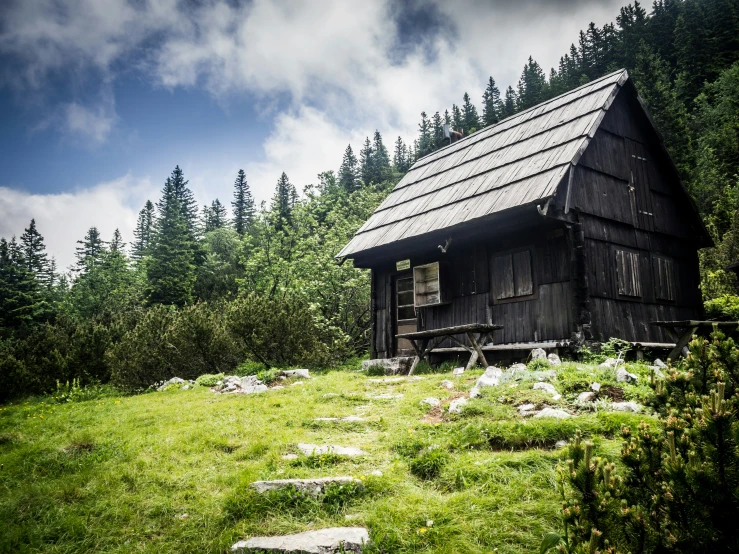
<box><xmin>0</xmin><ymin>0</ymin><xmax>627</xmax><ymax>269</ymax></box>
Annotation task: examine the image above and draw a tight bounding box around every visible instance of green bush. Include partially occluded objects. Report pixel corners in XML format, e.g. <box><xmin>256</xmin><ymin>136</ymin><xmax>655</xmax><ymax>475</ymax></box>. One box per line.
<box><xmin>227</xmin><ymin>293</ymin><xmax>331</xmax><ymax>369</ymax></box>
<box><xmin>704</xmin><ymin>293</ymin><xmax>739</xmax><ymax>319</ymax></box>
<box><xmin>527</xmin><ymin>357</ymin><xmax>551</xmax><ymax>371</ymax></box>
<box><xmin>235</xmin><ymin>360</ymin><xmax>267</xmax><ymax>375</ymax></box>
<box><xmin>195</xmin><ymin>373</ymin><xmax>224</xmax><ymax>387</ymax></box>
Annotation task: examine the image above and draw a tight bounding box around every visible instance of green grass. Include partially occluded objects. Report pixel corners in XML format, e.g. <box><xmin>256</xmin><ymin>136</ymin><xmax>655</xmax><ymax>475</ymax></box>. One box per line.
<box><xmin>0</xmin><ymin>362</ymin><xmax>658</xmax><ymax>553</ymax></box>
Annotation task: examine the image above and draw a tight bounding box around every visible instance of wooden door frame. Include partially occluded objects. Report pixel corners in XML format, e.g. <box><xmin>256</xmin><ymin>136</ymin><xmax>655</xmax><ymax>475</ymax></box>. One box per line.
<box><xmin>393</xmin><ymin>271</ymin><xmax>416</xmax><ymax>356</ymax></box>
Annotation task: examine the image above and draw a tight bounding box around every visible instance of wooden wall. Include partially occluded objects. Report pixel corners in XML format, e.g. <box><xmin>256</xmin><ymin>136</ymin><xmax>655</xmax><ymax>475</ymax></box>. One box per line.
<box><xmin>370</xmin><ymin>224</ymin><xmax>573</xmax><ymax>358</ymax></box>
<box><xmin>568</xmin><ymin>87</ymin><xmax>704</xmax><ymax>343</ymax></box>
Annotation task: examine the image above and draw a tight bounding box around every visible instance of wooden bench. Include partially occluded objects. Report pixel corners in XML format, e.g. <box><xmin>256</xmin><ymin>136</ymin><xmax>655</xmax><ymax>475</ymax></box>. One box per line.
<box><xmin>651</xmin><ymin>320</ymin><xmax>739</xmax><ymax>360</ymax></box>
<box><xmin>396</xmin><ymin>323</ymin><xmax>503</xmax><ymax>375</ymax></box>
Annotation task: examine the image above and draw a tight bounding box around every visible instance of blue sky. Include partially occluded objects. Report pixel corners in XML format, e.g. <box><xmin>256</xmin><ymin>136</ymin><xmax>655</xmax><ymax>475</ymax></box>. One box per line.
<box><xmin>0</xmin><ymin>0</ymin><xmax>625</xmax><ymax>269</ymax></box>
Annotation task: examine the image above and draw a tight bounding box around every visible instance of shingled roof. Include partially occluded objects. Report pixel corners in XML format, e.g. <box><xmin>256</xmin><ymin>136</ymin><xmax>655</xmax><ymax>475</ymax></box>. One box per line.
<box><xmin>338</xmin><ymin>69</ymin><xmax>630</xmax><ymax>259</ymax></box>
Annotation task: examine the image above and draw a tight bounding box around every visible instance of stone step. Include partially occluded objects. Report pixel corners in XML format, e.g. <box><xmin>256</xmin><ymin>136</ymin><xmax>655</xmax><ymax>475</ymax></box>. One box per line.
<box><xmin>250</xmin><ymin>477</ymin><xmax>360</xmax><ymax>495</ymax></box>
<box><xmin>297</xmin><ymin>443</ymin><xmax>367</xmax><ymax>457</ymax></box>
<box><xmin>314</xmin><ymin>416</ymin><xmax>366</xmax><ymax>423</ymax></box>
<box><xmin>232</xmin><ymin>527</ymin><xmax>370</xmax><ymax>553</ymax></box>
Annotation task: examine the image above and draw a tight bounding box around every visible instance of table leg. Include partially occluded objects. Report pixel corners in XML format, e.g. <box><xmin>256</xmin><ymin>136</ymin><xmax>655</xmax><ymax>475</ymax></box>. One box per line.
<box><xmin>465</xmin><ymin>349</ymin><xmax>479</xmax><ymax>371</ymax></box>
<box><xmin>467</xmin><ymin>332</ymin><xmax>489</xmax><ymax>368</ymax></box>
<box><xmin>408</xmin><ymin>338</ymin><xmax>429</xmax><ymax>376</ymax></box>
<box><xmin>667</xmin><ymin>326</ymin><xmax>698</xmax><ymax>361</ymax></box>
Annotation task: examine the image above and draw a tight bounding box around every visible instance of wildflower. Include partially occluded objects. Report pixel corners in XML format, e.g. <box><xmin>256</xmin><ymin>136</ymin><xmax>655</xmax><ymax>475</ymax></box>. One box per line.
<box><xmin>417</xmin><ymin>527</ymin><xmax>427</xmax><ymax>534</ymax></box>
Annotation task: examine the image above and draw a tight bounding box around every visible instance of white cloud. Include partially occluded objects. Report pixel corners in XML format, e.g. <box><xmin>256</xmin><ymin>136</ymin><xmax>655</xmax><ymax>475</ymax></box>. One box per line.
<box><xmin>0</xmin><ymin>175</ymin><xmax>158</xmax><ymax>271</ymax></box>
<box><xmin>62</xmin><ymin>95</ymin><xmax>117</xmax><ymax>146</ymax></box>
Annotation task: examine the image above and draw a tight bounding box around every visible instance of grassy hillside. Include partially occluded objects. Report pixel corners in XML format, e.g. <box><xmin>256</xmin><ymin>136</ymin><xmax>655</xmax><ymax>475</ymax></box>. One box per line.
<box><xmin>0</xmin><ymin>362</ymin><xmax>656</xmax><ymax>553</ymax></box>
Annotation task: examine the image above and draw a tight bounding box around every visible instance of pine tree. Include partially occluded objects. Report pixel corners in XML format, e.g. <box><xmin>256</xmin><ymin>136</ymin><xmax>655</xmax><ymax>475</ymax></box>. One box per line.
<box><xmin>417</xmin><ymin>112</ymin><xmax>433</xmax><ymax>158</ymax></box>
<box><xmin>443</xmin><ymin>109</ymin><xmax>451</xmax><ymax>126</ymax></box>
<box><xmin>168</xmin><ymin>165</ymin><xmax>198</xmax><ymax>236</ymax></box>
<box><xmin>109</xmin><ymin>229</ymin><xmax>125</xmax><ymax>252</ymax></box>
<box><xmin>359</xmin><ymin>137</ymin><xmax>374</xmax><ymax>185</ymax></box>
<box><xmin>371</xmin><ymin>131</ymin><xmax>392</xmax><ymax>183</ymax></box>
<box><xmin>432</xmin><ymin>111</ymin><xmax>444</xmax><ymax>149</ymax></box>
<box><xmin>147</xmin><ymin>178</ymin><xmax>196</xmax><ymax>306</ymax></box>
<box><xmin>231</xmin><ymin>169</ymin><xmax>255</xmax><ymax>237</ymax></box>
<box><xmin>516</xmin><ymin>56</ymin><xmax>548</xmax><ymax>111</ymax></box>
<box><xmin>75</xmin><ymin>227</ymin><xmax>104</xmax><ymax>273</ymax></box>
<box><xmin>19</xmin><ymin>219</ymin><xmax>51</xmax><ymax>286</ymax></box>
<box><xmin>393</xmin><ymin>136</ymin><xmax>407</xmax><ymax>173</ymax></box>
<box><xmin>203</xmin><ymin>199</ymin><xmax>228</xmax><ymax>233</ymax></box>
<box><xmin>502</xmin><ymin>86</ymin><xmax>517</xmax><ymax>118</ymax></box>
<box><xmin>461</xmin><ymin>92</ymin><xmax>480</xmax><ymax>134</ymax></box>
<box><xmin>0</xmin><ymin>237</ymin><xmax>44</xmax><ymax>331</ymax></box>
<box><xmin>338</xmin><ymin>144</ymin><xmax>359</xmax><ymax>193</ymax></box>
<box><xmin>132</xmin><ymin>200</ymin><xmax>155</xmax><ymax>261</ymax></box>
<box><xmin>451</xmin><ymin>104</ymin><xmax>463</xmax><ymax>134</ymax></box>
<box><xmin>271</xmin><ymin>172</ymin><xmax>298</xmax><ymax>229</ymax></box>
<box><xmin>481</xmin><ymin>76</ymin><xmax>502</xmax><ymax>127</ymax></box>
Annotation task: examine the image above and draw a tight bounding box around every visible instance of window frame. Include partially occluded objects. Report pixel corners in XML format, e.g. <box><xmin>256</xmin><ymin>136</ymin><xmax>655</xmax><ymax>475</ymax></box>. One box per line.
<box><xmin>652</xmin><ymin>254</ymin><xmax>675</xmax><ymax>303</ymax></box>
<box><xmin>489</xmin><ymin>245</ymin><xmax>537</xmax><ymax>305</ymax></box>
<box><xmin>614</xmin><ymin>246</ymin><xmax>642</xmax><ymax>299</ymax></box>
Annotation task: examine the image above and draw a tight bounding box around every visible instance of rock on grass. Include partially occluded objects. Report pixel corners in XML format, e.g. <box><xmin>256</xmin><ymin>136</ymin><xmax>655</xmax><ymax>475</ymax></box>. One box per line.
<box><xmin>232</xmin><ymin>527</ymin><xmax>370</xmax><ymax>553</ymax></box>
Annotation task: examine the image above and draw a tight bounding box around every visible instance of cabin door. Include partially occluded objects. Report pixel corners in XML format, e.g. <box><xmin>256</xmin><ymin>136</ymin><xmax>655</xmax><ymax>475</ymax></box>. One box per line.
<box><xmin>394</xmin><ymin>273</ymin><xmax>417</xmax><ymax>356</ymax></box>
<box><xmin>625</xmin><ymin>138</ymin><xmax>656</xmax><ymax>232</ymax></box>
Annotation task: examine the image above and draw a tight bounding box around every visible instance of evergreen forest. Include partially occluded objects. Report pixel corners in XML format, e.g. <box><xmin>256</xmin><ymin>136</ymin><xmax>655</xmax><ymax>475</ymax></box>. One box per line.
<box><xmin>3</xmin><ymin>0</ymin><xmax>739</xmax><ymax>400</ymax></box>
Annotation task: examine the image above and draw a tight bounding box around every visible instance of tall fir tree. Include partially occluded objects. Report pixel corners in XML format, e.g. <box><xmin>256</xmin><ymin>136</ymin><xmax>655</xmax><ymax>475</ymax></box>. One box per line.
<box><xmin>109</xmin><ymin>229</ymin><xmax>125</xmax><ymax>253</ymax></box>
<box><xmin>481</xmin><ymin>76</ymin><xmax>502</xmax><ymax>127</ymax></box>
<box><xmin>371</xmin><ymin>131</ymin><xmax>392</xmax><ymax>183</ymax></box>
<box><xmin>516</xmin><ymin>56</ymin><xmax>549</xmax><ymax>110</ymax></box>
<box><xmin>432</xmin><ymin>111</ymin><xmax>444</xmax><ymax>149</ymax></box>
<box><xmin>168</xmin><ymin>165</ymin><xmax>198</xmax><ymax>237</ymax></box>
<box><xmin>132</xmin><ymin>200</ymin><xmax>155</xmax><ymax>261</ymax></box>
<box><xmin>231</xmin><ymin>169</ymin><xmax>255</xmax><ymax>236</ymax></box>
<box><xmin>19</xmin><ymin>219</ymin><xmax>51</xmax><ymax>287</ymax></box>
<box><xmin>461</xmin><ymin>92</ymin><xmax>480</xmax><ymax>133</ymax></box>
<box><xmin>393</xmin><ymin>136</ymin><xmax>407</xmax><ymax>174</ymax></box>
<box><xmin>418</xmin><ymin>111</ymin><xmax>433</xmax><ymax>157</ymax></box>
<box><xmin>359</xmin><ymin>137</ymin><xmax>374</xmax><ymax>185</ymax></box>
<box><xmin>451</xmin><ymin>104</ymin><xmax>463</xmax><ymax>134</ymax></box>
<box><xmin>75</xmin><ymin>227</ymin><xmax>104</xmax><ymax>273</ymax></box>
<box><xmin>0</xmin><ymin>237</ymin><xmax>44</xmax><ymax>331</ymax></box>
<box><xmin>338</xmin><ymin>144</ymin><xmax>359</xmax><ymax>193</ymax></box>
<box><xmin>203</xmin><ymin>199</ymin><xmax>228</xmax><ymax>233</ymax></box>
<box><xmin>503</xmin><ymin>86</ymin><xmax>517</xmax><ymax>118</ymax></box>
<box><xmin>271</xmin><ymin>172</ymin><xmax>298</xmax><ymax>229</ymax></box>
<box><xmin>147</xmin><ymin>178</ymin><xmax>196</xmax><ymax>306</ymax></box>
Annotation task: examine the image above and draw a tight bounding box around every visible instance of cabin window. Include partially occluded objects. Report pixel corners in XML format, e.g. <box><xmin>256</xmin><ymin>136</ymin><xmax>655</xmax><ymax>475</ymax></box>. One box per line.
<box><xmin>492</xmin><ymin>248</ymin><xmax>533</xmax><ymax>301</ymax></box>
<box><xmin>615</xmin><ymin>249</ymin><xmax>641</xmax><ymax>297</ymax></box>
<box><xmin>652</xmin><ymin>255</ymin><xmax>675</xmax><ymax>301</ymax></box>
<box><xmin>396</xmin><ymin>277</ymin><xmax>416</xmax><ymax>321</ymax></box>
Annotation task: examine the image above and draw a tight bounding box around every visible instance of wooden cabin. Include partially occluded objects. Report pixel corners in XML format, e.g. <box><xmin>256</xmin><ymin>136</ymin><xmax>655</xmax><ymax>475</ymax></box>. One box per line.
<box><xmin>338</xmin><ymin>69</ymin><xmax>711</xmax><ymax>360</ymax></box>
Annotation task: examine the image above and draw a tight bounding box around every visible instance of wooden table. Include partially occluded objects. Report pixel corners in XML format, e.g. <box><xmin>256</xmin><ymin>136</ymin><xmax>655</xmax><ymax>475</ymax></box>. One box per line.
<box><xmin>396</xmin><ymin>323</ymin><xmax>503</xmax><ymax>375</ymax></box>
<box><xmin>650</xmin><ymin>320</ymin><xmax>739</xmax><ymax>360</ymax></box>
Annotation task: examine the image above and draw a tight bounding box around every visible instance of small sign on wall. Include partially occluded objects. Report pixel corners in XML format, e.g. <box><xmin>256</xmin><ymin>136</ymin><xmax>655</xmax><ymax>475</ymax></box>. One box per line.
<box><xmin>396</xmin><ymin>259</ymin><xmax>411</xmax><ymax>271</ymax></box>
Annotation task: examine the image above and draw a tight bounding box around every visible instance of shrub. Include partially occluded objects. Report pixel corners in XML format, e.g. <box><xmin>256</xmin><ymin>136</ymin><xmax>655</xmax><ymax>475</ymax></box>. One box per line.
<box><xmin>527</xmin><ymin>357</ymin><xmax>551</xmax><ymax>371</ymax></box>
<box><xmin>226</xmin><ymin>293</ymin><xmax>331</xmax><ymax>368</ymax></box>
<box><xmin>195</xmin><ymin>373</ymin><xmax>224</xmax><ymax>387</ymax></box>
<box><xmin>545</xmin><ymin>330</ymin><xmax>739</xmax><ymax>553</ymax></box>
<box><xmin>704</xmin><ymin>293</ymin><xmax>739</xmax><ymax>320</ymax></box>
<box><xmin>235</xmin><ymin>360</ymin><xmax>267</xmax><ymax>376</ymax></box>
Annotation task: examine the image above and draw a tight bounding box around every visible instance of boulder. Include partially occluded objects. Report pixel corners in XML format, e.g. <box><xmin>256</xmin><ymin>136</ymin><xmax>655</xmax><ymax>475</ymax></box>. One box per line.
<box><xmin>475</xmin><ymin>366</ymin><xmax>502</xmax><ymax>389</ymax></box>
<box><xmin>590</xmin><ymin>382</ymin><xmax>601</xmax><ymax>392</ymax></box>
<box><xmin>232</xmin><ymin>527</ymin><xmax>370</xmax><ymax>553</ymax></box>
<box><xmin>448</xmin><ymin>398</ymin><xmax>468</xmax><ymax>414</ymax></box>
<box><xmin>616</xmin><ymin>367</ymin><xmax>638</xmax><ymax>383</ymax></box>
<box><xmin>534</xmin><ymin>408</ymin><xmax>572</xmax><ymax>419</ymax></box>
<box><xmin>555</xmin><ymin>440</ymin><xmax>568</xmax><ymax>449</ymax></box>
<box><xmin>547</xmin><ymin>353</ymin><xmax>562</xmax><ymax>366</ymax></box>
<box><xmin>609</xmin><ymin>401</ymin><xmax>642</xmax><ymax>413</ymax></box>
<box><xmin>531</xmin><ymin>348</ymin><xmax>547</xmax><ymax>361</ymax></box>
<box><xmin>469</xmin><ymin>387</ymin><xmax>481</xmax><ymax>398</ymax></box>
<box><xmin>297</xmin><ymin>444</ymin><xmax>367</xmax><ymax>457</ymax></box>
<box><xmin>439</xmin><ymin>380</ymin><xmax>454</xmax><ymax>390</ymax></box>
<box><xmin>533</xmin><ymin>382</ymin><xmax>562</xmax><ymax>400</ymax></box>
<box><xmin>650</xmin><ymin>366</ymin><xmax>665</xmax><ymax>379</ymax></box>
<box><xmin>653</xmin><ymin>358</ymin><xmax>667</xmax><ymax>369</ymax></box>
<box><xmin>157</xmin><ymin>377</ymin><xmax>185</xmax><ymax>391</ymax></box>
<box><xmin>250</xmin><ymin>477</ymin><xmax>361</xmax><ymax>496</ymax></box>
<box><xmin>518</xmin><ymin>403</ymin><xmax>536</xmax><ymax>416</ymax></box>
<box><xmin>600</xmin><ymin>357</ymin><xmax>625</xmax><ymax>369</ymax></box>
<box><xmin>452</xmin><ymin>367</ymin><xmax>465</xmax><ymax>376</ymax></box>
<box><xmin>421</xmin><ymin>397</ymin><xmax>440</xmax><ymax>408</ymax></box>
<box><xmin>577</xmin><ymin>391</ymin><xmax>596</xmax><ymax>403</ymax></box>
<box><xmin>509</xmin><ymin>363</ymin><xmax>527</xmax><ymax>373</ymax></box>
<box><xmin>361</xmin><ymin>357</ymin><xmax>413</xmax><ymax>375</ymax></box>
<box><xmin>280</xmin><ymin>369</ymin><xmax>311</xmax><ymax>379</ymax></box>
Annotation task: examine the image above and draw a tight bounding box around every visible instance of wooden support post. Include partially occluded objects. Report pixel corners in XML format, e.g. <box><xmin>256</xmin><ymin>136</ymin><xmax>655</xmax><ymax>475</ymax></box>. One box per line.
<box><xmin>465</xmin><ymin>349</ymin><xmax>479</xmax><ymax>371</ymax></box>
<box><xmin>635</xmin><ymin>349</ymin><xmax>644</xmax><ymax>361</ymax></box>
<box><xmin>467</xmin><ymin>331</ymin><xmax>490</xmax><ymax>368</ymax></box>
<box><xmin>668</xmin><ymin>326</ymin><xmax>698</xmax><ymax>361</ymax></box>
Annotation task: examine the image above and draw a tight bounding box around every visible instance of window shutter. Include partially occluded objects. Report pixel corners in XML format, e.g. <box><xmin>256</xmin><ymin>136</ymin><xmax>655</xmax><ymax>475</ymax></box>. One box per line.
<box><xmin>615</xmin><ymin>249</ymin><xmax>641</xmax><ymax>297</ymax></box>
<box><xmin>493</xmin><ymin>254</ymin><xmax>514</xmax><ymax>300</ymax></box>
<box><xmin>653</xmin><ymin>256</ymin><xmax>674</xmax><ymax>301</ymax></box>
<box><xmin>512</xmin><ymin>250</ymin><xmax>533</xmax><ymax>296</ymax></box>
